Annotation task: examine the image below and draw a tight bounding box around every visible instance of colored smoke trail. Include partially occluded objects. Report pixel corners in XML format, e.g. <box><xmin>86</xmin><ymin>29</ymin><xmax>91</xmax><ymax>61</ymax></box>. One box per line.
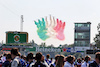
<box><xmin>34</xmin><ymin>16</ymin><xmax>65</xmax><ymax>41</ymax></box>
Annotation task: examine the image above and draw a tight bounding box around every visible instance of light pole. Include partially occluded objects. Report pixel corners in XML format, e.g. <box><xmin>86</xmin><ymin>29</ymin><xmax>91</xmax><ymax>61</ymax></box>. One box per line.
<box><xmin>20</xmin><ymin>15</ymin><xmax>24</xmax><ymax>31</ymax></box>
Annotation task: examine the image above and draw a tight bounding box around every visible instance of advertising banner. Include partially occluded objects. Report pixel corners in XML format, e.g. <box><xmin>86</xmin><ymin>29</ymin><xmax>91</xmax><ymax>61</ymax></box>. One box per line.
<box><xmin>26</xmin><ymin>47</ymin><xmax>62</xmax><ymax>52</ymax></box>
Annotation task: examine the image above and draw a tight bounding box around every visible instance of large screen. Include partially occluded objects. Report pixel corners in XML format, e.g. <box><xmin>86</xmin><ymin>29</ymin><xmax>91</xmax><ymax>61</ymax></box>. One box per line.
<box><xmin>6</xmin><ymin>31</ymin><xmax>28</xmax><ymax>43</ymax></box>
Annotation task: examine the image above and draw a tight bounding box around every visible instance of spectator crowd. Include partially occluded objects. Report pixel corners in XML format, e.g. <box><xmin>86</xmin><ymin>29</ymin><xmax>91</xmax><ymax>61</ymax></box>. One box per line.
<box><xmin>0</xmin><ymin>48</ymin><xmax>100</xmax><ymax>67</ymax></box>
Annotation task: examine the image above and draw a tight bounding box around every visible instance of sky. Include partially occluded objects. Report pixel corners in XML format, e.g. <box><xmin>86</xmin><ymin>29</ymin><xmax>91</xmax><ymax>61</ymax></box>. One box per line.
<box><xmin>0</xmin><ymin>0</ymin><xmax>100</xmax><ymax>47</ymax></box>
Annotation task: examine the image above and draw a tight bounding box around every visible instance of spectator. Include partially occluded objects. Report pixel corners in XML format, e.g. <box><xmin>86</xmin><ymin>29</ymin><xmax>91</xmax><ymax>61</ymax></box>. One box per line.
<box><xmin>23</xmin><ymin>56</ymin><xmax>27</xmax><ymax>65</ymax></box>
<box><xmin>50</xmin><ymin>54</ymin><xmax>60</xmax><ymax>67</ymax></box>
<box><xmin>64</xmin><ymin>55</ymin><xmax>75</xmax><ymax>67</ymax></box>
<box><xmin>32</xmin><ymin>52</ymin><xmax>46</xmax><ymax>67</ymax></box>
<box><xmin>65</xmin><ymin>56</ymin><xmax>67</xmax><ymax>62</ymax></box>
<box><xmin>81</xmin><ymin>57</ymin><xmax>85</xmax><ymax>63</ymax></box>
<box><xmin>45</xmin><ymin>54</ymin><xmax>51</xmax><ymax>65</ymax></box>
<box><xmin>20</xmin><ymin>55</ymin><xmax>26</xmax><ymax>67</ymax></box>
<box><xmin>81</xmin><ymin>55</ymin><xmax>91</xmax><ymax>67</ymax></box>
<box><xmin>3</xmin><ymin>53</ymin><xmax>12</xmax><ymax>67</ymax></box>
<box><xmin>77</xmin><ymin>58</ymin><xmax>82</xmax><ymax>67</ymax></box>
<box><xmin>89</xmin><ymin>52</ymin><xmax>100</xmax><ymax>67</ymax></box>
<box><xmin>50</xmin><ymin>58</ymin><xmax>53</xmax><ymax>63</ymax></box>
<box><xmin>17</xmin><ymin>52</ymin><xmax>26</xmax><ymax>67</ymax></box>
<box><xmin>11</xmin><ymin>48</ymin><xmax>21</xmax><ymax>67</ymax></box>
<box><xmin>0</xmin><ymin>56</ymin><xmax>2</xmax><ymax>67</ymax></box>
<box><xmin>56</xmin><ymin>55</ymin><xmax>65</xmax><ymax>67</ymax></box>
<box><xmin>1</xmin><ymin>54</ymin><xmax>6</xmax><ymax>63</ymax></box>
<box><xmin>41</xmin><ymin>55</ymin><xmax>49</xmax><ymax>67</ymax></box>
<box><xmin>26</xmin><ymin>53</ymin><xmax>34</xmax><ymax>67</ymax></box>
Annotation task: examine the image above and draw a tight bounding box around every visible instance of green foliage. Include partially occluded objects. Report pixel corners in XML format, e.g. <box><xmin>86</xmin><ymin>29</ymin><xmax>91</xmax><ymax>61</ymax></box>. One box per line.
<box><xmin>39</xmin><ymin>42</ymin><xmax>46</xmax><ymax>47</ymax></box>
<box><xmin>94</xmin><ymin>34</ymin><xmax>100</xmax><ymax>48</ymax></box>
<box><xmin>67</xmin><ymin>44</ymin><xmax>74</xmax><ymax>47</ymax></box>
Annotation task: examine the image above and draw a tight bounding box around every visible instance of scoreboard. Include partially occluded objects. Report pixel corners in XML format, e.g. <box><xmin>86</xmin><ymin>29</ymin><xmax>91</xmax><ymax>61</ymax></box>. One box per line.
<box><xmin>6</xmin><ymin>31</ymin><xmax>28</xmax><ymax>43</ymax></box>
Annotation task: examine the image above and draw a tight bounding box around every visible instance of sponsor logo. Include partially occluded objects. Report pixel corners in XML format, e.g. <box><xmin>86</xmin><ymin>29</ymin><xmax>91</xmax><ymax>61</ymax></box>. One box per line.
<box><xmin>36</xmin><ymin>47</ymin><xmax>61</xmax><ymax>52</ymax></box>
<box><xmin>14</xmin><ymin>35</ymin><xmax>20</xmax><ymax>42</ymax></box>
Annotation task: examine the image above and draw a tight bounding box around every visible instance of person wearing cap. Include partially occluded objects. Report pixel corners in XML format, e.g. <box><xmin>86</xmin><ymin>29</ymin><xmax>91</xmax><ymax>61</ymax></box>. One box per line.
<box><xmin>89</xmin><ymin>52</ymin><xmax>100</xmax><ymax>67</ymax></box>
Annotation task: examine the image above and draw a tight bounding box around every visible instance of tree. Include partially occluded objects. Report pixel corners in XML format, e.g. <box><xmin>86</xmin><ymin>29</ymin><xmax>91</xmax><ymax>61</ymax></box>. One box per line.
<box><xmin>94</xmin><ymin>34</ymin><xmax>100</xmax><ymax>48</ymax></box>
<box><xmin>39</xmin><ymin>42</ymin><xmax>46</xmax><ymax>47</ymax></box>
<box><xmin>47</xmin><ymin>44</ymin><xmax>54</xmax><ymax>47</ymax></box>
<box><xmin>67</xmin><ymin>44</ymin><xmax>74</xmax><ymax>47</ymax></box>
<box><xmin>94</xmin><ymin>23</ymin><xmax>100</xmax><ymax>48</ymax></box>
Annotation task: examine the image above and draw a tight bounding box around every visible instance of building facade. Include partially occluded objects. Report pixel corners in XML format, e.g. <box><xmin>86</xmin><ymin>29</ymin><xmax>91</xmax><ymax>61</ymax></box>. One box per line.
<box><xmin>74</xmin><ymin>22</ymin><xmax>91</xmax><ymax>51</ymax></box>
